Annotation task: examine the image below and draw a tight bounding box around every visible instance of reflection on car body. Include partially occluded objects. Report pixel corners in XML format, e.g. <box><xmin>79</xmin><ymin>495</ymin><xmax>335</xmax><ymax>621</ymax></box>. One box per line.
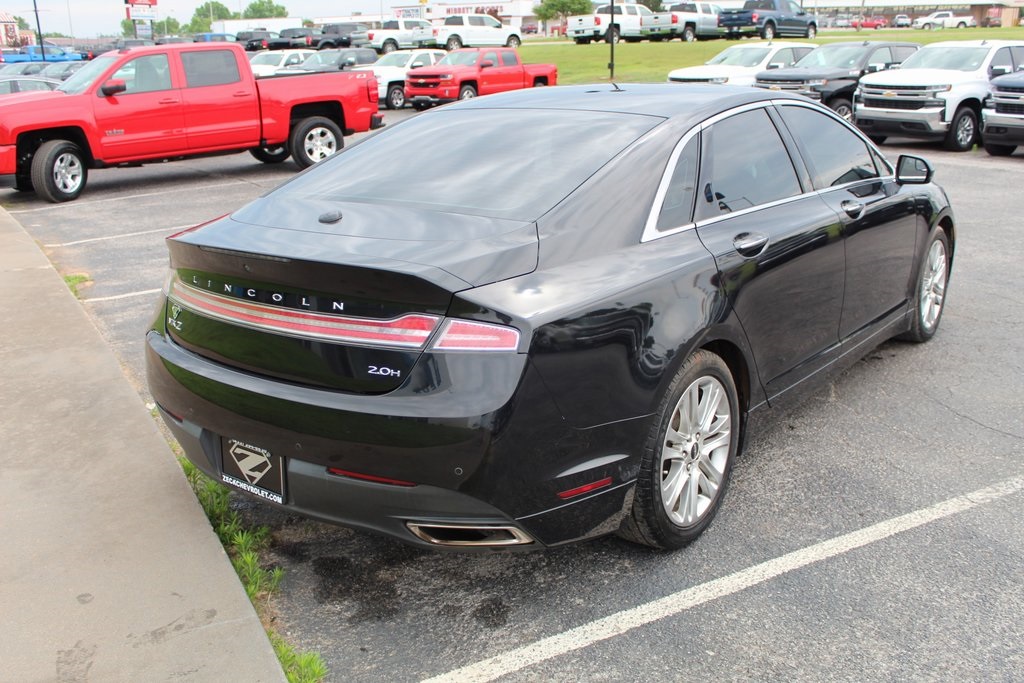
<box><xmin>147</xmin><ymin>84</ymin><xmax>955</xmax><ymax>552</ymax></box>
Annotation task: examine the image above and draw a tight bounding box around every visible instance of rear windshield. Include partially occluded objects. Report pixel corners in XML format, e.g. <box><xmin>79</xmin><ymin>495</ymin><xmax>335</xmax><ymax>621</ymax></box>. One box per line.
<box><xmin>707</xmin><ymin>46</ymin><xmax>770</xmax><ymax>67</ymax></box>
<box><xmin>796</xmin><ymin>45</ymin><xmax>868</xmax><ymax>69</ymax></box>
<box><xmin>274</xmin><ymin>108</ymin><xmax>661</xmax><ymax>221</ymax></box>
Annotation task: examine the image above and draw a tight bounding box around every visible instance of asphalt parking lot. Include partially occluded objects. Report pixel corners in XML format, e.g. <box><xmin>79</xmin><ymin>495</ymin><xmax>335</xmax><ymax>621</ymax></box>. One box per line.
<box><xmin>5</xmin><ymin>112</ymin><xmax>1022</xmax><ymax>681</ymax></box>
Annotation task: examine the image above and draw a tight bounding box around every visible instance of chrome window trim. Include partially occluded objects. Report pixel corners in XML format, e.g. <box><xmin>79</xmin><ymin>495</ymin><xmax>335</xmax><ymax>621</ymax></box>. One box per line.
<box><xmin>642</xmin><ymin>97</ymin><xmax>903</xmax><ymax>244</ymax></box>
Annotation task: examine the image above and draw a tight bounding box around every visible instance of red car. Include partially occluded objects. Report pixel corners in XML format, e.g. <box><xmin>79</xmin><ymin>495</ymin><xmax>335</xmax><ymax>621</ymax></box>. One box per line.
<box><xmin>852</xmin><ymin>15</ymin><xmax>888</xmax><ymax>29</ymax></box>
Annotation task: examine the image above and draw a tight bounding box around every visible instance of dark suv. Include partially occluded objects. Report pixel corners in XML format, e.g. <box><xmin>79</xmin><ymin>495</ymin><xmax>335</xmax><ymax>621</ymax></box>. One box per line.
<box><xmin>236</xmin><ymin>30</ymin><xmax>278</xmax><ymax>51</ymax></box>
<box><xmin>317</xmin><ymin>23</ymin><xmax>371</xmax><ymax>49</ymax></box>
<box><xmin>754</xmin><ymin>41</ymin><xmax>920</xmax><ymax>121</ymax></box>
<box><xmin>267</xmin><ymin>28</ymin><xmax>323</xmax><ymax>50</ymax></box>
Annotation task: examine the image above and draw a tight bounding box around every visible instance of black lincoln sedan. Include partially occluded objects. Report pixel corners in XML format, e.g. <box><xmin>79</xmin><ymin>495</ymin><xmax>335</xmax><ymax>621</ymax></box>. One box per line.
<box><xmin>147</xmin><ymin>84</ymin><xmax>954</xmax><ymax>551</ymax></box>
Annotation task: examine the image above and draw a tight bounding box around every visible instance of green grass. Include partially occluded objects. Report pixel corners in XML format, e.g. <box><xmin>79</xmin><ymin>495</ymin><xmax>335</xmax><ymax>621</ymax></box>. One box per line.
<box><xmin>179</xmin><ymin>457</ymin><xmax>328</xmax><ymax>683</ymax></box>
<box><xmin>520</xmin><ymin>26</ymin><xmax>1024</xmax><ymax>84</ymax></box>
<box><xmin>63</xmin><ymin>273</ymin><xmax>92</xmax><ymax>298</ymax></box>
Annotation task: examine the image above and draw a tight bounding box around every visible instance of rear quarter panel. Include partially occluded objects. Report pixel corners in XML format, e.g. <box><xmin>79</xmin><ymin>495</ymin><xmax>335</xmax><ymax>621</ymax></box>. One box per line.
<box><xmin>254</xmin><ymin>70</ymin><xmax>377</xmax><ymax>141</ymax></box>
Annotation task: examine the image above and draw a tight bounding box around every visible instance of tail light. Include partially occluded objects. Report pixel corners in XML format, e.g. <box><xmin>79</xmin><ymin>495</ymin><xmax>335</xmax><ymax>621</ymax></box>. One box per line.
<box><xmin>430</xmin><ymin>320</ymin><xmax>520</xmax><ymax>352</ymax></box>
<box><xmin>305</xmin><ymin>35</ymin><xmax>312</xmax><ymax>45</ymax></box>
<box><xmin>672</xmin><ymin>14</ymin><xmax>679</xmax><ymax>24</ymax></box>
<box><xmin>366</xmin><ymin>76</ymin><xmax>378</xmax><ymax>104</ymax></box>
<box><xmin>752</xmin><ymin>12</ymin><xmax>759</xmax><ymax>22</ymax></box>
<box><xmin>260</xmin><ymin>39</ymin><xmax>267</xmax><ymax>49</ymax></box>
<box><xmin>433</xmin><ymin>28</ymin><xmax>439</xmax><ymax>36</ymax></box>
<box><xmin>367</xmin><ymin>31</ymin><xmax>375</xmax><ymax>40</ymax></box>
<box><xmin>595</xmin><ymin>16</ymin><xmax>601</xmax><ymax>26</ymax></box>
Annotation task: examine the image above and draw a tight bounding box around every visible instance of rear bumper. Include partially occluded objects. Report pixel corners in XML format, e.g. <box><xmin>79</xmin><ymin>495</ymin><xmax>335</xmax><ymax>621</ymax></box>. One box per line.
<box><xmin>146</xmin><ymin>329</ymin><xmax>643</xmax><ymax>549</ymax></box>
<box><xmin>370</xmin><ymin>113</ymin><xmax>385</xmax><ymax>130</ymax></box>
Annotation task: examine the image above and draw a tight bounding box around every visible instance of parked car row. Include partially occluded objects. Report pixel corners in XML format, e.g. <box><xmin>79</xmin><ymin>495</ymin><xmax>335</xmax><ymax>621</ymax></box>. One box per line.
<box><xmin>666</xmin><ymin>38</ymin><xmax>1024</xmax><ymax>157</ymax></box>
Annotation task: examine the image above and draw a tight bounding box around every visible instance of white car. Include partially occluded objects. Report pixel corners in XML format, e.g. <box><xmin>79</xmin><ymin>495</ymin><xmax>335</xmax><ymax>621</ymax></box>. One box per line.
<box><xmin>668</xmin><ymin>41</ymin><xmax>814</xmax><ymax>86</ymax></box>
<box><xmin>248</xmin><ymin>49</ymin><xmax>315</xmax><ymax>78</ymax></box>
<box><xmin>353</xmin><ymin>49</ymin><xmax>446</xmax><ymax>109</ymax></box>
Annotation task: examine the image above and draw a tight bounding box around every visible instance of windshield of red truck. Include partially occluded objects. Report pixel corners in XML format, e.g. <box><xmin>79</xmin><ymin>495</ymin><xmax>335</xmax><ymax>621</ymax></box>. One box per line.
<box><xmin>57</xmin><ymin>55</ymin><xmax>117</xmax><ymax>94</ymax></box>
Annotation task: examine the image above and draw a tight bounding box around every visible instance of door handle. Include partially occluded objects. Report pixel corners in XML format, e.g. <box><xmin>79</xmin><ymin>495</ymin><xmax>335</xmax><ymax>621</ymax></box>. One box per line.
<box><xmin>733</xmin><ymin>232</ymin><xmax>769</xmax><ymax>257</ymax></box>
<box><xmin>841</xmin><ymin>200</ymin><xmax>864</xmax><ymax>218</ymax></box>
<box><xmin>158</xmin><ymin>98</ymin><xmax>179</xmax><ymax>105</ymax></box>
<box><xmin>233</xmin><ymin>91</ymin><xmax>251</xmax><ymax>98</ymax></box>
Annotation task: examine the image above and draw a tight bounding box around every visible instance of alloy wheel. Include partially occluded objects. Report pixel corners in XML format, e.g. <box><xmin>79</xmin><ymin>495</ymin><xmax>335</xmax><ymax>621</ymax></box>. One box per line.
<box><xmin>920</xmin><ymin>238</ymin><xmax>947</xmax><ymax>332</ymax></box>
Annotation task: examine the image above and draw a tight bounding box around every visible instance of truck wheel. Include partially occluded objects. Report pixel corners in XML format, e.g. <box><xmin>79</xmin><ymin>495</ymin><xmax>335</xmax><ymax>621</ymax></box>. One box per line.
<box><xmin>829</xmin><ymin>98</ymin><xmax>853</xmax><ymax>122</ymax></box>
<box><xmin>506</xmin><ymin>35</ymin><xmax>521</xmax><ymax>48</ymax></box>
<box><xmin>386</xmin><ymin>84</ymin><xmax>406</xmax><ymax>110</ymax></box>
<box><xmin>760</xmin><ymin>22</ymin><xmax>776</xmax><ymax>40</ymax></box>
<box><xmin>956</xmin><ymin>22</ymin><xmax>966</xmax><ymax>28</ymax></box>
<box><xmin>445</xmin><ymin>35</ymin><xmax>462</xmax><ymax>50</ymax></box>
<box><xmin>944</xmin><ymin>107</ymin><xmax>977</xmax><ymax>152</ymax></box>
<box><xmin>382</xmin><ymin>40</ymin><xmax>398</xmax><ymax>54</ymax></box>
<box><xmin>605</xmin><ymin>26</ymin><xmax>620</xmax><ymax>44</ymax></box>
<box><xmin>683</xmin><ymin>25</ymin><xmax>696</xmax><ymax>42</ymax></box>
<box><xmin>290</xmin><ymin>116</ymin><xmax>343</xmax><ymax>169</ymax></box>
<box><xmin>458</xmin><ymin>84</ymin><xmax>477</xmax><ymax>100</ymax></box>
<box><xmin>983</xmin><ymin>142</ymin><xmax>1015</xmax><ymax>156</ymax></box>
<box><xmin>31</xmin><ymin>139</ymin><xmax>87</xmax><ymax>203</ymax></box>
<box><xmin>805</xmin><ymin>23</ymin><xmax>817</xmax><ymax>38</ymax></box>
<box><xmin>249</xmin><ymin>146</ymin><xmax>289</xmax><ymax>164</ymax></box>
<box><xmin>922</xmin><ymin>22</ymin><xmax>932</xmax><ymax>30</ymax></box>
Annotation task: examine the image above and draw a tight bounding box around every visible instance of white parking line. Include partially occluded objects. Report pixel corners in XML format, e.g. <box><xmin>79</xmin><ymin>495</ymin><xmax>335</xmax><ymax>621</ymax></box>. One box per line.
<box><xmin>7</xmin><ymin>180</ymin><xmax>245</xmax><ymax>214</ymax></box>
<box><xmin>82</xmin><ymin>288</ymin><xmax>161</xmax><ymax>303</ymax></box>
<box><xmin>43</xmin><ymin>225</ymin><xmax>191</xmax><ymax>249</ymax></box>
<box><xmin>424</xmin><ymin>474</ymin><xmax>1024</xmax><ymax>683</ymax></box>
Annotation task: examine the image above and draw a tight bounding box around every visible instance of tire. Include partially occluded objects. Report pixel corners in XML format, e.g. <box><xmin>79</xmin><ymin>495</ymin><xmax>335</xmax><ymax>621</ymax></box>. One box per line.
<box><xmin>445</xmin><ymin>35</ymin><xmax>462</xmax><ymax>50</ymax></box>
<box><xmin>806</xmin><ymin>23</ymin><xmax>817</xmax><ymax>38</ymax></box>
<box><xmin>249</xmin><ymin>146</ymin><xmax>289</xmax><ymax>164</ymax></box>
<box><xmin>922</xmin><ymin>23</ymin><xmax>932</xmax><ymax>30</ymax></box>
<box><xmin>868</xmin><ymin>135</ymin><xmax>887</xmax><ymax>145</ymax></box>
<box><xmin>899</xmin><ymin>230</ymin><xmax>950</xmax><ymax>343</ymax></box>
<box><xmin>458</xmin><ymin>84</ymin><xmax>477</xmax><ymax>100</ymax></box>
<box><xmin>618</xmin><ymin>349</ymin><xmax>739</xmax><ymax>550</ymax></box>
<box><xmin>506</xmin><ymin>35</ymin><xmax>521</xmax><ymax>48</ymax></box>
<box><xmin>943</xmin><ymin>106</ymin><xmax>977</xmax><ymax>152</ymax></box>
<box><xmin>760</xmin><ymin>22</ymin><xmax>776</xmax><ymax>40</ymax></box>
<box><xmin>829</xmin><ymin>98</ymin><xmax>853</xmax><ymax>122</ymax></box>
<box><xmin>606</xmin><ymin>26</ymin><xmax>620</xmax><ymax>44</ymax></box>
<box><xmin>956</xmin><ymin>22</ymin><xmax>966</xmax><ymax>28</ymax></box>
<box><xmin>683</xmin><ymin>25</ymin><xmax>696</xmax><ymax>42</ymax></box>
<box><xmin>31</xmin><ymin>139</ymin><xmax>87</xmax><ymax>203</ymax></box>
<box><xmin>983</xmin><ymin>142</ymin><xmax>1015</xmax><ymax>156</ymax></box>
<box><xmin>386</xmin><ymin>83</ymin><xmax>406</xmax><ymax>110</ymax></box>
<box><xmin>382</xmin><ymin>40</ymin><xmax>398</xmax><ymax>54</ymax></box>
<box><xmin>289</xmin><ymin>116</ymin><xmax>343</xmax><ymax>169</ymax></box>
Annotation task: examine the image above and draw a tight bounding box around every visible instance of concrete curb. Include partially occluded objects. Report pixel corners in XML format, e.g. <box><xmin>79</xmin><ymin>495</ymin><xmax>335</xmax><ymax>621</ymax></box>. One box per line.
<box><xmin>0</xmin><ymin>207</ymin><xmax>286</xmax><ymax>682</ymax></box>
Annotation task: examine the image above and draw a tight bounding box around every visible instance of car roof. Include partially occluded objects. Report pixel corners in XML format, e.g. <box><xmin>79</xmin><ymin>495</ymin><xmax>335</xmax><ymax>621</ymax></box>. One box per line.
<box><xmin>921</xmin><ymin>40</ymin><xmax>1024</xmax><ymax>48</ymax></box>
<box><xmin>813</xmin><ymin>41</ymin><xmax>922</xmax><ymax>48</ymax></box>
<box><xmin>454</xmin><ymin>82</ymin><xmax>806</xmax><ymax>121</ymax></box>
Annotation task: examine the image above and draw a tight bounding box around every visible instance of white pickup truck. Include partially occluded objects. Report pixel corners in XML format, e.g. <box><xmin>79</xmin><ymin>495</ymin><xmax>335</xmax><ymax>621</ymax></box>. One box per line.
<box><xmin>912</xmin><ymin>11</ymin><xmax>977</xmax><ymax>30</ymax></box>
<box><xmin>366</xmin><ymin>19</ymin><xmax>436</xmax><ymax>53</ymax></box>
<box><xmin>567</xmin><ymin>3</ymin><xmax>654</xmax><ymax>44</ymax></box>
<box><xmin>431</xmin><ymin>14</ymin><xmax>522</xmax><ymax>50</ymax></box>
<box><xmin>641</xmin><ymin>2</ymin><xmax>722</xmax><ymax>42</ymax></box>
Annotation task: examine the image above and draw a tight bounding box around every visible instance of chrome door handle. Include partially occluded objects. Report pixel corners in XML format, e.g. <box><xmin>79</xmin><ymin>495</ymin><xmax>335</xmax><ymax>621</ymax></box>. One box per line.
<box><xmin>842</xmin><ymin>200</ymin><xmax>864</xmax><ymax>218</ymax></box>
<box><xmin>733</xmin><ymin>232</ymin><xmax>769</xmax><ymax>257</ymax></box>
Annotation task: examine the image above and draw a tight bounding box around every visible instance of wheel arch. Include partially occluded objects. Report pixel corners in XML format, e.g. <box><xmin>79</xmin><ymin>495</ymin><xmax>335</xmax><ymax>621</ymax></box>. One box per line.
<box><xmin>289</xmin><ymin>102</ymin><xmax>346</xmax><ymax>135</ymax></box>
<box><xmin>16</xmin><ymin>127</ymin><xmax>94</xmax><ymax>174</ymax></box>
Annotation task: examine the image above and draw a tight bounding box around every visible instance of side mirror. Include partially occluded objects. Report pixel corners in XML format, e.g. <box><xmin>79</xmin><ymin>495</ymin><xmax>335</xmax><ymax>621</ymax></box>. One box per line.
<box><xmin>767</xmin><ymin>62</ymin><xmax>783</xmax><ymax>70</ymax></box>
<box><xmin>480</xmin><ymin>60</ymin><xmax>494</xmax><ymax>69</ymax></box>
<box><xmin>895</xmin><ymin>155</ymin><xmax>933</xmax><ymax>185</ymax></box>
<box><xmin>101</xmin><ymin>78</ymin><xmax>127</xmax><ymax>96</ymax></box>
<box><xmin>990</xmin><ymin>65</ymin><xmax>1010</xmax><ymax>78</ymax></box>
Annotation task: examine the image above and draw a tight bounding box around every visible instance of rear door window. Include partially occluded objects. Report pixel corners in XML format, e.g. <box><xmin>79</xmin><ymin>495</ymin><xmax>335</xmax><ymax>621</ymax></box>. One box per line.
<box><xmin>776</xmin><ymin>105</ymin><xmax>879</xmax><ymax>188</ymax></box>
<box><xmin>182</xmin><ymin>49</ymin><xmax>241</xmax><ymax>87</ymax></box>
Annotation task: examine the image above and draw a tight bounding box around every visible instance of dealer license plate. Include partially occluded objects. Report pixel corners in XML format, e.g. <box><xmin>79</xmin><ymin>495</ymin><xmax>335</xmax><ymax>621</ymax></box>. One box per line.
<box><xmin>221</xmin><ymin>439</ymin><xmax>286</xmax><ymax>504</ymax></box>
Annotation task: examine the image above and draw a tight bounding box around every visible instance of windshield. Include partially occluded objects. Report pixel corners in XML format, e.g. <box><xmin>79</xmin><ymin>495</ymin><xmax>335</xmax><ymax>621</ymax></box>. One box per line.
<box><xmin>438</xmin><ymin>51</ymin><xmax>481</xmax><ymax>67</ymax></box>
<box><xmin>57</xmin><ymin>55</ymin><xmax>117</xmax><ymax>94</ymax></box>
<box><xmin>273</xmin><ymin>108</ymin><xmax>661</xmax><ymax>221</ymax></box>
<box><xmin>707</xmin><ymin>46</ymin><xmax>770</xmax><ymax>67</ymax></box>
<box><xmin>301</xmin><ymin>51</ymin><xmax>341</xmax><ymax>67</ymax></box>
<box><xmin>376</xmin><ymin>52</ymin><xmax>414</xmax><ymax>67</ymax></box>
<box><xmin>899</xmin><ymin>46</ymin><xmax>990</xmax><ymax>71</ymax></box>
<box><xmin>795</xmin><ymin>45</ymin><xmax>867</xmax><ymax>69</ymax></box>
<box><xmin>251</xmin><ymin>51</ymin><xmax>285</xmax><ymax>66</ymax></box>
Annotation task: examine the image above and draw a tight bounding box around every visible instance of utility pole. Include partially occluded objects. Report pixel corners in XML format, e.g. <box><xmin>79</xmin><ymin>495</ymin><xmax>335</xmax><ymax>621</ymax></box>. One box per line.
<box><xmin>608</xmin><ymin>0</ymin><xmax>615</xmax><ymax>80</ymax></box>
<box><xmin>31</xmin><ymin>0</ymin><xmax>48</xmax><ymax>62</ymax></box>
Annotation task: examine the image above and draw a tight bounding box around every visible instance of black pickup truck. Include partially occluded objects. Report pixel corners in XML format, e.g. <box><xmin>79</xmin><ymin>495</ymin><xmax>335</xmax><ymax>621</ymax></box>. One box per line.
<box><xmin>754</xmin><ymin>41</ymin><xmax>920</xmax><ymax>121</ymax></box>
<box><xmin>982</xmin><ymin>70</ymin><xmax>1024</xmax><ymax>156</ymax></box>
<box><xmin>718</xmin><ymin>0</ymin><xmax>818</xmax><ymax>39</ymax></box>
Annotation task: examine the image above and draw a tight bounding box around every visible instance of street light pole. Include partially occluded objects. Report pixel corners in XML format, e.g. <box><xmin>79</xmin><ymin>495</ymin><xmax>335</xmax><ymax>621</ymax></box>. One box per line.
<box><xmin>31</xmin><ymin>0</ymin><xmax>47</xmax><ymax>62</ymax></box>
<box><xmin>65</xmin><ymin>0</ymin><xmax>74</xmax><ymax>47</ymax></box>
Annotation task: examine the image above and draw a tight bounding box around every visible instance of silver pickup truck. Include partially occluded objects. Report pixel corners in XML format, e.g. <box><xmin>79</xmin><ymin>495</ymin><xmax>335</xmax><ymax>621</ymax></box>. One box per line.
<box><xmin>641</xmin><ymin>2</ymin><xmax>722</xmax><ymax>42</ymax></box>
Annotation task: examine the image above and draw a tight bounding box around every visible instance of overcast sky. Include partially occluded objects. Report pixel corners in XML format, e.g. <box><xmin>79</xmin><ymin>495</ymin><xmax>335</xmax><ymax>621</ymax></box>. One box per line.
<box><xmin>24</xmin><ymin>1</ymin><xmax>391</xmax><ymax>38</ymax></box>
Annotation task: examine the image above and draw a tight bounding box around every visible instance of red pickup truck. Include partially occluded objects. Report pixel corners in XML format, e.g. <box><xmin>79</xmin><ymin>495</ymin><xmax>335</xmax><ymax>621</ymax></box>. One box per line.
<box><xmin>0</xmin><ymin>43</ymin><xmax>383</xmax><ymax>202</ymax></box>
<box><xmin>404</xmin><ymin>48</ymin><xmax>557</xmax><ymax>109</ymax></box>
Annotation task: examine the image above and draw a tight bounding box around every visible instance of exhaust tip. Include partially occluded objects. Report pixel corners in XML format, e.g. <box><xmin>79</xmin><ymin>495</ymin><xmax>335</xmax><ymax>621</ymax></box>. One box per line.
<box><xmin>406</xmin><ymin>522</ymin><xmax>535</xmax><ymax>547</ymax></box>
